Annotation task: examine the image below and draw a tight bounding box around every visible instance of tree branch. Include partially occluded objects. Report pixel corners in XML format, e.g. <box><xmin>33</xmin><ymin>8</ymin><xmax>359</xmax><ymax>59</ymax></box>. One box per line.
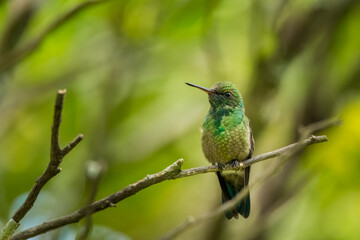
<box><xmin>174</xmin><ymin>135</ymin><xmax>327</xmax><ymax>176</ymax></box>
<box><xmin>12</xmin><ymin>89</ymin><xmax>83</xmax><ymax>222</ymax></box>
<box><xmin>159</xmin><ymin>135</ymin><xmax>329</xmax><ymax>240</ymax></box>
<box><xmin>0</xmin><ymin>89</ymin><xmax>83</xmax><ymax>240</ymax></box>
<box><xmin>10</xmin><ymin>135</ymin><xmax>327</xmax><ymax>240</ymax></box>
<box><xmin>159</xmin><ymin>119</ymin><xmax>338</xmax><ymax>240</ymax></box>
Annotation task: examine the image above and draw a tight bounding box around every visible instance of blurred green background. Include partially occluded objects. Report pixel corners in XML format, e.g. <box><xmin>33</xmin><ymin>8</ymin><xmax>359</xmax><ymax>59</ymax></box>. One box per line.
<box><xmin>0</xmin><ymin>0</ymin><xmax>360</xmax><ymax>239</ymax></box>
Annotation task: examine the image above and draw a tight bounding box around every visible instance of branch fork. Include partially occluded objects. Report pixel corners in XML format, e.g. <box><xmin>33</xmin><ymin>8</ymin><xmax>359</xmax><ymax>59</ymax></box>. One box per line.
<box><xmin>0</xmin><ymin>89</ymin><xmax>83</xmax><ymax>240</ymax></box>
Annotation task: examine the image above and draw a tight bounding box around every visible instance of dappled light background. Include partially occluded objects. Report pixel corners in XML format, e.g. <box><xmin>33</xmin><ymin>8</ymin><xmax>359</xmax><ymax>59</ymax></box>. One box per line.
<box><xmin>0</xmin><ymin>0</ymin><xmax>360</xmax><ymax>239</ymax></box>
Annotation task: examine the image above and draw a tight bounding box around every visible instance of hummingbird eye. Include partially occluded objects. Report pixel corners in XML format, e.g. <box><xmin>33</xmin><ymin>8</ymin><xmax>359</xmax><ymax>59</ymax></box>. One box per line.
<box><xmin>225</xmin><ymin>92</ymin><xmax>231</xmax><ymax>98</ymax></box>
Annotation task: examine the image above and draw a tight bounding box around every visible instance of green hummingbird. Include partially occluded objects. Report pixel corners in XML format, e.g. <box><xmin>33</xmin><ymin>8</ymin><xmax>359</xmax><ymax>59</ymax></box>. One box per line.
<box><xmin>186</xmin><ymin>81</ymin><xmax>254</xmax><ymax>219</ymax></box>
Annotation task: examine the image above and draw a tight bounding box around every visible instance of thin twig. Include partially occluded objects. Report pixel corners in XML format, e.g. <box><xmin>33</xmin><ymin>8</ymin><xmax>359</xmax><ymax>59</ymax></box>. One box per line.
<box><xmin>0</xmin><ymin>90</ymin><xmax>83</xmax><ymax>240</ymax></box>
<box><xmin>11</xmin><ymin>90</ymin><xmax>83</xmax><ymax>223</ymax></box>
<box><xmin>159</xmin><ymin>136</ymin><xmax>328</xmax><ymax>240</ymax></box>
<box><xmin>160</xmin><ymin>162</ymin><xmax>286</xmax><ymax>240</ymax></box>
<box><xmin>175</xmin><ymin>135</ymin><xmax>327</xmax><ymax>176</ymax></box>
<box><xmin>159</xmin><ymin>121</ymin><xmax>335</xmax><ymax>240</ymax></box>
<box><xmin>10</xmin><ymin>135</ymin><xmax>327</xmax><ymax>240</ymax></box>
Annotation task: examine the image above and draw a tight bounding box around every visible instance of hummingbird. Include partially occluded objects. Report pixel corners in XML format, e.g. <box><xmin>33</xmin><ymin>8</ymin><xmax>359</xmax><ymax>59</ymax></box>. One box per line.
<box><xmin>186</xmin><ymin>81</ymin><xmax>254</xmax><ymax>219</ymax></box>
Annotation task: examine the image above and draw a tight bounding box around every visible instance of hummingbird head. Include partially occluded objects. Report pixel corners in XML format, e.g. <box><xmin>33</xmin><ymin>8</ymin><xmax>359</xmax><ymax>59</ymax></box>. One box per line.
<box><xmin>186</xmin><ymin>81</ymin><xmax>243</xmax><ymax>109</ymax></box>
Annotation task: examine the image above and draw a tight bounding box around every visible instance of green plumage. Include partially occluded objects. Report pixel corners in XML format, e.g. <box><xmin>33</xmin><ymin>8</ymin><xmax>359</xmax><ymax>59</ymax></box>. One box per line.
<box><xmin>186</xmin><ymin>81</ymin><xmax>254</xmax><ymax>219</ymax></box>
<box><xmin>202</xmin><ymin>109</ymin><xmax>251</xmax><ymax>164</ymax></box>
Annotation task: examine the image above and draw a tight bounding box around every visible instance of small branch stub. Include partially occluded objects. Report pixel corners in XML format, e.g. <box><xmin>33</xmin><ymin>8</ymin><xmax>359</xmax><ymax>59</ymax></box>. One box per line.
<box><xmin>164</xmin><ymin>158</ymin><xmax>184</xmax><ymax>177</ymax></box>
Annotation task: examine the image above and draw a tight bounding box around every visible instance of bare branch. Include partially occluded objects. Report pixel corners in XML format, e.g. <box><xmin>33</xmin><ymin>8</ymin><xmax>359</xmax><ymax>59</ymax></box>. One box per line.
<box><xmin>62</xmin><ymin>134</ymin><xmax>84</xmax><ymax>157</ymax></box>
<box><xmin>160</xmin><ymin>162</ymin><xmax>287</xmax><ymax>240</ymax></box>
<box><xmin>174</xmin><ymin>135</ymin><xmax>327</xmax><ymax>177</ymax></box>
<box><xmin>159</xmin><ymin>136</ymin><xmax>329</xmax><ymax>240</ymax></box>
<box><xmin>11</xmin><ymin>135</ymin><xmax>327</xmax><ymax>240</ymax></box>
<box><xmin>240</xmin><ymin>135</ymin><xmax>327</xmax><ymax>168</ymax></box>
<box><xmin>11</xmin><ymin>89</ymin><xmax>83</xmax><ymax>223</ymax></box>
<box><xmin>50</xmin><ymin>89</ymin><xmax>66</xmax><ymax>159</ymax></box>
<box><xmin>159</xmin><ymin>125</ymin><xmax>333</xmax><ymax>240</ymax></box>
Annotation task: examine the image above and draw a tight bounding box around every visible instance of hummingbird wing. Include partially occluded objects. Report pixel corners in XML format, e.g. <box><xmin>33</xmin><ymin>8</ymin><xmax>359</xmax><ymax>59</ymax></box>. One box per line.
<box><xmin>245</xmin><ymin>127</ymin><xmax>255</xmax><ymax>187</ymax></box>
<box><xmin>217</xmin><ymin>121</ymin><xmax>255</xmax><ymax>219</ymax></box>
<box><xmin>248</xmin><ymin>126</ymin><xmax>255</xmax><ymax>158</ymax></box>
<box><xmin>240</xmin><ymin>121</ymin><xmax>255</xmax><ymax>217</ymax></box>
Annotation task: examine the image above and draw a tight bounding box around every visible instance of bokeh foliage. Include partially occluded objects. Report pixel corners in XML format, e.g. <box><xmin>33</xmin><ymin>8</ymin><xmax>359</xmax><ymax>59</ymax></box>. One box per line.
<box><xmin>0</xmin><ymin>0</ymin><xmax>360</xmax><ymax>239</ymax></box>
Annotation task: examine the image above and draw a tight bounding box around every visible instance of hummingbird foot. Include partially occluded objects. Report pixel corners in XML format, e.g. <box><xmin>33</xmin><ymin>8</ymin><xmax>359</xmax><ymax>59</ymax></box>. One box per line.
<box><xmin>229</xmin><ymin>159</ymin><xmax>240</xmax><ymax>168</ymax></box>
<box><xmin>216</xmin><ymin>163</ymin><xmax>225</xmax><ymax>172</ymax></box>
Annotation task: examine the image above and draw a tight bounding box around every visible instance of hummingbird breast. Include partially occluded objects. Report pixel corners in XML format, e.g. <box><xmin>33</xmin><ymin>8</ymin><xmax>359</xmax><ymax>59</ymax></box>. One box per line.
<box><xmin>201</xmin><ymin>109</ymin><xmax>251</xmax><ymax>164</ymax></box>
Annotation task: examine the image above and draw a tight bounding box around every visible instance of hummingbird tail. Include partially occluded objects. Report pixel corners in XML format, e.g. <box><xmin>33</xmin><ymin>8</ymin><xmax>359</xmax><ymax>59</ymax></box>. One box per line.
<box><xmin>216</xmin><ymin>166</ymin><xmax>251</xmax><ymax>219</ymax></box>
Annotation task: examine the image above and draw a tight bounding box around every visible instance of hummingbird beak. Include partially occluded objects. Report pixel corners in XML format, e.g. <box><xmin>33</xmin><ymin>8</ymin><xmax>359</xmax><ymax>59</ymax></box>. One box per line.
<box><xmin>185</xmin><ymin>82</ymin><xmax>215</xmax><ymax>95</ymax></box>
